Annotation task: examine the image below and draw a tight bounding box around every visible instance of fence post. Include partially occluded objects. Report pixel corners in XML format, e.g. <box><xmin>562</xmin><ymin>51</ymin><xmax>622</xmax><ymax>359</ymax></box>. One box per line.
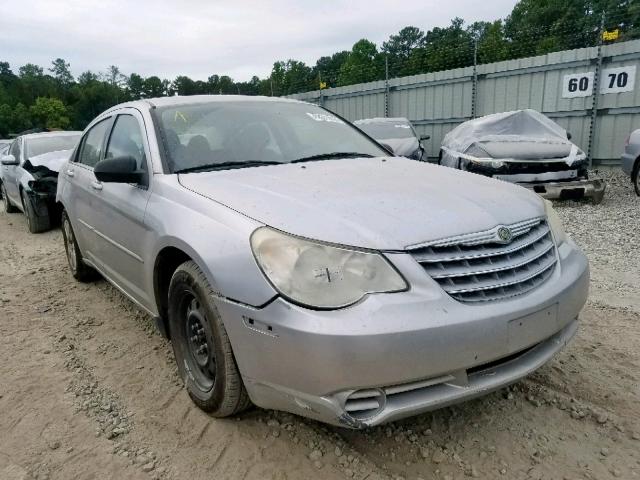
<box><xmin>587</xmin><ymin>13</ymin><xmax>606</xmax><ymax>168</ymax></box>
<box><xmin>472</xmin><ymin>38</ymin><xmax>478</xmax><ymax>119</ymax></box>
<box><xmin>385</xmin><ymin>56</ymin><xmax>390</xmax><ymax>117</ymax></box>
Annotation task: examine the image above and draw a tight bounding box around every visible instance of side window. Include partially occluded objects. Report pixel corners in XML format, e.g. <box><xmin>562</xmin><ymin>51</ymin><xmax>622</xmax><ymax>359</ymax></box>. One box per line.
<box><xmin>105</xmin><ymin>115</ymin><xmax>147</xmax><ymax>171</ymax></box>
<box><xmin>9</xmin><ymin>139</ymin><xmax>21</xmax><ymax>161</ymax></box>
<box><xmin>77</xmin><ymin>119</ymin><xmax>111</xmax><ymax>168</ymax></box>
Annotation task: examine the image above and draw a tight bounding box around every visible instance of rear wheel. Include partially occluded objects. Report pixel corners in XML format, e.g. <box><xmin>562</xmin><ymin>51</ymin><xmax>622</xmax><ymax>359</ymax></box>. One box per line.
<box><xmin>1</xmin><ymin>183</ymin><xmax>19</xmax><ymax>213</ymax></box>
<box><xmin>21</xmin><ymin>189</ymin><xmax>50</xmax><ymax>233</ymax></box>
<box><xmin>168</xmin><ymin>260</ymin><xmax>251</xmax><ymax>416</ymax></box>
<box><xmin>61</xmin><ymin>210</ymin><xmax>97</xmax><ymax>282</ymax></box>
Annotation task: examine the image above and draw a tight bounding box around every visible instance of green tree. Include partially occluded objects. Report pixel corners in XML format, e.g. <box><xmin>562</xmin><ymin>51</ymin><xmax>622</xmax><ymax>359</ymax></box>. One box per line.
<box><xmin>382</xmin><ymin>26</ymin><xmax>426</xmax><ymax>76</ymax></box>
<box><xmin>30</xmin><ymin>97</ymin><xmax>70</xmax><ymax>129</ymax></box>
<box><xmin>144</xmin><ymin>76</ymin><xmax>168</xmax><ymax>97</ymax></box>
<box><xmin>0</xmin><ymin>104</ymin><xmax>12</xmax><ymax>137</ymax></box>
<box><xmin>50</xmin><ymin>58</ymin><xmax>74</xmax><ymax>86</ymax></box>
<box><xmin>314</xmin><ymin>51</ymin><xmax>349</xmax><ymax>88</ymax></box>
<box><xmin>11</xmin><ymin>103</ymin><xmax>33</xmax><ymax>132</ymax></box>
<box><xmin>338</xmin><ymin>39</ymin><xmax>384</xmax><ymax>86</ymax></box>
<box><xmin>127</xmin><ymin>73</ymin><xmax>145</xmax><ymax>99</ymax></box>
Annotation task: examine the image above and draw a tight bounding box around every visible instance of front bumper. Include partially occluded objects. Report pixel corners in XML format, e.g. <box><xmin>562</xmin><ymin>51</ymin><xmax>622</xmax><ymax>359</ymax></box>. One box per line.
<box><xmin>519</xmin><ymin>178</ymin><xmax>606</xmax><ymax>204</ymax></box>
<box><xmin>216</xmin><ymin>241</ymin><xmax>589</xmax><ymax>427</ymax></box>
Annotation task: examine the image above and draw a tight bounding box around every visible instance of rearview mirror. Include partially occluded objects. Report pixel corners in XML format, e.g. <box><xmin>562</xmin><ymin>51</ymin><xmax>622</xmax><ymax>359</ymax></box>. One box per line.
<box><xmin>94</xmin><ymin>156</ymin><xmax>143</xmax><ymax>184</ymax></box>
<box><xmin>420</xmin><ymin>134</ymin><xmax>431</xmax><ymax>141</ymax></box>
<box><xmin>1</xmin><ymin>154</ymin><xmax>18</xmax><ymax>166</ymax></box>
<box><xmin>567</xmin><ymin>132</ymin><xmax>572</xmax><ymax>140</ymax></box>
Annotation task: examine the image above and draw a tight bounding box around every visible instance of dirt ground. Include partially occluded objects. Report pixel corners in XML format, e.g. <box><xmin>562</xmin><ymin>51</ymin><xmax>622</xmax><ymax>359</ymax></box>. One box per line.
<box><xmin>0</xmin><ymin>174</ymin><xmax>639</xmax><ymax>480</ymax></box>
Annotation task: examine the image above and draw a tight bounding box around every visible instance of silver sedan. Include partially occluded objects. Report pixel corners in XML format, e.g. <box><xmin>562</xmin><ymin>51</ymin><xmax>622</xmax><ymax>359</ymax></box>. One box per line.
<box><xmin>56</xmin><ymin>96</ymin><xmax>589</xmax><ymax>428</ymax></box>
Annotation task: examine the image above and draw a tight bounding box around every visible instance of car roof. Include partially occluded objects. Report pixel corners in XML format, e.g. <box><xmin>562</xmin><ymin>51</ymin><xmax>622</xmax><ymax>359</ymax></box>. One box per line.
<box><xmin>105</xmin><ymin>94</ymin><xmax>307</xmax><ymax>114</ymax></box>
<box><xmin>20</xmin><ymin>131</ymin><xmax>82</xmax><ymax>140</ymax></box>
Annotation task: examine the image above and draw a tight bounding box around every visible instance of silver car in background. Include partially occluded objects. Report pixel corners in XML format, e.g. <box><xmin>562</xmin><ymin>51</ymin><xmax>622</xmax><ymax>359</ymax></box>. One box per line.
<box><xmin>57</xmin><ymin>95</ymin><xmax>588</xmax><ymax>428</ymax></box>
<box><xmin>1</xmin><ymin>131</ymin><xmax>81</xmax><ymax>232</ymax></box>
<box><xmin>354</xmin><ymin>117</ymin><xmax>429</xmax><ymax>161</ymax></box>
<box><xmin>621</xmin><ymin>128</ymin><xmax>640</xmax><ymax>196</ymax></box>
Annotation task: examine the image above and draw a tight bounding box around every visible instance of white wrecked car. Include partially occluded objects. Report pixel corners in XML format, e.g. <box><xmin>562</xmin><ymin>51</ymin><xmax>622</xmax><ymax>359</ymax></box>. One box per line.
<box><xmin>439</xmin><ymin>109</ymin><xmax>605</xmax><ymax>203</ymax></box>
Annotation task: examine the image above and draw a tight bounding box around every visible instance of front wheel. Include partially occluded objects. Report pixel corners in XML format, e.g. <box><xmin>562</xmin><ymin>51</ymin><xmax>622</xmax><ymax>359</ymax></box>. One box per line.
<box><xmin>168</xmin><ymin>260</ymin><xmax>251</xmax><ymax>416</ymax></box>
<box><xmin>21</xmin><ymin>189</ymin><xmax>50</xmax><ymax>233</ymax></box>
<box><xmin>633</xmin><ymin>161</ymin><xmax>640</xmax><ymax>197</ymax></box>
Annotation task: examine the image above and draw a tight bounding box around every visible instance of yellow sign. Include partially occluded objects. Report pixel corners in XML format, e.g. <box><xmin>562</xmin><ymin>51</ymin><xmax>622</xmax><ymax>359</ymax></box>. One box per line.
<box><xmin>602</xmin><ymin>29</ymin><xmax>619</xmax><ymax>41</ymax></box>
<box><xmin>319</xmin><ymin>81</ymin><xmax>327</xmax><ymax>90</ymax></box>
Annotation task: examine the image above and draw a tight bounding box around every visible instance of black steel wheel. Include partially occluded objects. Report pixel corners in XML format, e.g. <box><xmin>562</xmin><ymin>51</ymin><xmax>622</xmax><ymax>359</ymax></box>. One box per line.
<box><xmin>168</xmin><ymin>260</ymin><xmax>251</xmax><ymax>416</ymax></box>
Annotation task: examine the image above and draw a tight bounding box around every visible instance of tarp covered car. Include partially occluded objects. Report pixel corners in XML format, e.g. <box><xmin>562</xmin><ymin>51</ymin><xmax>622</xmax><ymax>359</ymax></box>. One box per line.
<box><xmin>439</xmin><ymin>109</ymin><xmax>605</xmax><ymax>203</ymax></box>
<box><xmin>354</xmin><ymin>117</ymin><xmax>429</xmax><ymax>161</ymax></box>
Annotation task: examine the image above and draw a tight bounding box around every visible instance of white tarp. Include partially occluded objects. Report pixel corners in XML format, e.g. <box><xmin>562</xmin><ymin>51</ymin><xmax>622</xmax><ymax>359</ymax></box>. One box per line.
<box><xmin>440</xmin><ymin>109</ymin><xmax>582</xmax><ymax>168</ymax></box>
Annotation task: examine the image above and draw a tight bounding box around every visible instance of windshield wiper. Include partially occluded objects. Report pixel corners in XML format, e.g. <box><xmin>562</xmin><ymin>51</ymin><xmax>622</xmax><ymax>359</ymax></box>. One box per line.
<box><xmin>290</xmin><ymin>152</ymin><xmax>375</xmax><ymax>164</ymax></box>
<box><xmin>174</xmin><ymin>160</ymin><xmax>282</xmax><ymax>174</ymax></box>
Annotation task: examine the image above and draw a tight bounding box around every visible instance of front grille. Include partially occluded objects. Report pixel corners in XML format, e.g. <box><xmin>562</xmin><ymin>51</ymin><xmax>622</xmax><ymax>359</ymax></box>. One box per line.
<box><xmin>408</xmin><ymin>218</ymin><xmax>557</xmax><ymax>303</ymax></box>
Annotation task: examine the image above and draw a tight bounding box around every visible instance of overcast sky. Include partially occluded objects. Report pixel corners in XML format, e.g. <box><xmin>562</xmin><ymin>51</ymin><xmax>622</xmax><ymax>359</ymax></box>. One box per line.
<box><xmin>1</xmin><ymin>0</ymin><xmax>518</xmax><ymax>81</ymax></box>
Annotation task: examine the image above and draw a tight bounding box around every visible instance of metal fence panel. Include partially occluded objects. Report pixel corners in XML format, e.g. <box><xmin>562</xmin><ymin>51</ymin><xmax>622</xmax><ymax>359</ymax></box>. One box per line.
<box><xmin>288</xmin><ymin>39</ymin><xmax>640</xmax><ymax>165</ymax></box>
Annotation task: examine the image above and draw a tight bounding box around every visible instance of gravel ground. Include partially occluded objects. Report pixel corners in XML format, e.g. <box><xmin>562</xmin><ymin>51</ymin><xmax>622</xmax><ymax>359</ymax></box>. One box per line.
<box><xmin>0</xmin><ymin>171</ymin><xmax>638</xmax><ymax>480</ymax></box>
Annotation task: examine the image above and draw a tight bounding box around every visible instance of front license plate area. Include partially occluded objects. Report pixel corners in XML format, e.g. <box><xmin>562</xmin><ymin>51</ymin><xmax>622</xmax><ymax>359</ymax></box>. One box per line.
<box><xmin>507</xmin><ymin>304</ymin><xmax>559</xmax><ymax>353</ymax></box>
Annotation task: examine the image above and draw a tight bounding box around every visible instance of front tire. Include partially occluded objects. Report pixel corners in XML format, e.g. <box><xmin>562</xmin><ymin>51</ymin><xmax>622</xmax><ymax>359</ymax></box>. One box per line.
<box><xmin>168</xmin><ymin>260</ymin><xmax>251</xmax><ymax>416</ymax></box>
<box><xmin>21</xmin><ymin>189</ymin><xmax>50</xmax><ymax>233</ymax></box>
<box><xmin>633</xmin><ymin>160</ymin><xmax>640</xmax><ymax>197</ymax></box>
<box><xmin>1</xmin><ymin>183</ymin><xmax>19</xmax><ymax>213</ymax></box>
<box><xmin>61</xmin><ymin>210</ymin><xmax>97</xmax><ymax>282</ymax></box>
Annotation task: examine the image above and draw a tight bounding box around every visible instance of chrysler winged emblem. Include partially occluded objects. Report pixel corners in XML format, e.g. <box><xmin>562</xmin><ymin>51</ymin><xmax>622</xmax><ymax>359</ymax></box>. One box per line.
<box><xmin>497</xmin><ymin>226</ymin><xmax>513</xmax><ymax>243</ymax></box>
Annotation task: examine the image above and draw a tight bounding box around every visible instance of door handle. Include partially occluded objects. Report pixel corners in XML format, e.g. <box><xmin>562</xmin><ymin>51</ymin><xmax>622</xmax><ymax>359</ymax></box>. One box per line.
<box><xmin>66</xmin><ymin>169</ymin><xmax>75</xmax><ymax>177</ymax></box>
<box><xmin>91</xmin><ymin>181</ymin><xmax>103</xmax><ymax>191</ymax></box>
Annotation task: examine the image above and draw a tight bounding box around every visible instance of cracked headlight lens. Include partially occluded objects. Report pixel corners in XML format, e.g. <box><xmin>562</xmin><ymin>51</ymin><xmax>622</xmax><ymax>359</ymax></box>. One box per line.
<box><xmin>251</xmin><ymin>227</ymin><xmax>407</xmax><ymax>309</ymax></box>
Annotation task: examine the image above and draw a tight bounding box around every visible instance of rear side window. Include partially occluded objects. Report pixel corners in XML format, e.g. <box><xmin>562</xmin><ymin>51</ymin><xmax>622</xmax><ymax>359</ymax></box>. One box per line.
<box><xmin>77</xmin><ymin>119</ymin><xmax>111</xmax><ymax>168</ymax></box>
<box><xmin>105</xmin><ymin>115</ymin><xmax>147</xmax><ymax>171</ymax></box>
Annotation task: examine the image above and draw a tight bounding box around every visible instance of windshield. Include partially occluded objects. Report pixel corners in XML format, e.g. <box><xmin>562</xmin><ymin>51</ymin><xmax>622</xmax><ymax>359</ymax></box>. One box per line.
<box><xmin>356</xmin><ymin>121</ymin><xmax>416</xmax><ymax>140</ymax></box>
<box><xmin>156</xmin><ymin>101</ymin><xmax>387</xmax><ymax>173</ymax></box>
<box><xmin>26</xmin><ymin>134</ymin><xmax>81</xmax><ymax>159</ymax></box>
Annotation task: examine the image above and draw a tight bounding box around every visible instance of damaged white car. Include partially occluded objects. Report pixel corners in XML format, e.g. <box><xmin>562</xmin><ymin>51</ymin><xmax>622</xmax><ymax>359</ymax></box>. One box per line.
<box><xmin>439</xmin><ymin>109</ymin><xmax>605</xmax><ymax>203</ymax></box>
<box><xmin>1</xmin><ymin>131</ymin><xmax>81</xmax><ymax>232</ymax></box>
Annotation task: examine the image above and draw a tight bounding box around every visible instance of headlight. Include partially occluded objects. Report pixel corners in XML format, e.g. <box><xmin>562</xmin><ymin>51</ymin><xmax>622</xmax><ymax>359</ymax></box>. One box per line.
<box><xmin>544</xmin><ymin>200</ymin><xmax>567</xmax><ymax>245</ymax></box>
<box><xmin>464</xmin><ymin>147</ymin><xmax>505</xmax><ymax>169</ymax></box>
<box><xmin>251</xmin><ymin>227</ymin><xmax>407</xmax><ymax>309</ymax></box>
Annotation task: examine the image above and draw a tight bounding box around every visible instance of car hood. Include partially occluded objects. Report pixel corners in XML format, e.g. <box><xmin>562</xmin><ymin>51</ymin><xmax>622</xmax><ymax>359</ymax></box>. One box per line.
<box><xmin>178</xmin><ymin>157</ymin><xmax>544</xmax><ymax>250</ymax></box>
<box><xmin>25</xmin><ymin>149</ymin><xmax>73</xmax><ymax>173</ymax></box>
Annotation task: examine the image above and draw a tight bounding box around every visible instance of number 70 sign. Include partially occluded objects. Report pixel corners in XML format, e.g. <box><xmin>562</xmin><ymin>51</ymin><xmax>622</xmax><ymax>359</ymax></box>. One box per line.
<box><xmin>562</xmin><ymin>66</ymin><xmax>636</xmax><ymax>98</ymax></box>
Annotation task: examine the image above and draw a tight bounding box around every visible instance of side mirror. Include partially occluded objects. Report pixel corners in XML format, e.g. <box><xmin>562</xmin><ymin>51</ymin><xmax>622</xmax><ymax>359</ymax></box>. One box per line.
<box><xmin>567</xmin><ymin>132</ymin><xmax>572</xmax><ymax>140</ymax></box>
<box><xmin>94</xmin><ymin>156</ymin><xmax>143</xmax><ymax>183</ymax></box>
<box><xmin>420</xmin><ymin>134</ymin><xmax>431</xmax><ymax>141</ymax></box>
<box><xmin>1</xmin><ymin>154</ymin><xmax>18</xmax><ymax>166</ymax></box>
